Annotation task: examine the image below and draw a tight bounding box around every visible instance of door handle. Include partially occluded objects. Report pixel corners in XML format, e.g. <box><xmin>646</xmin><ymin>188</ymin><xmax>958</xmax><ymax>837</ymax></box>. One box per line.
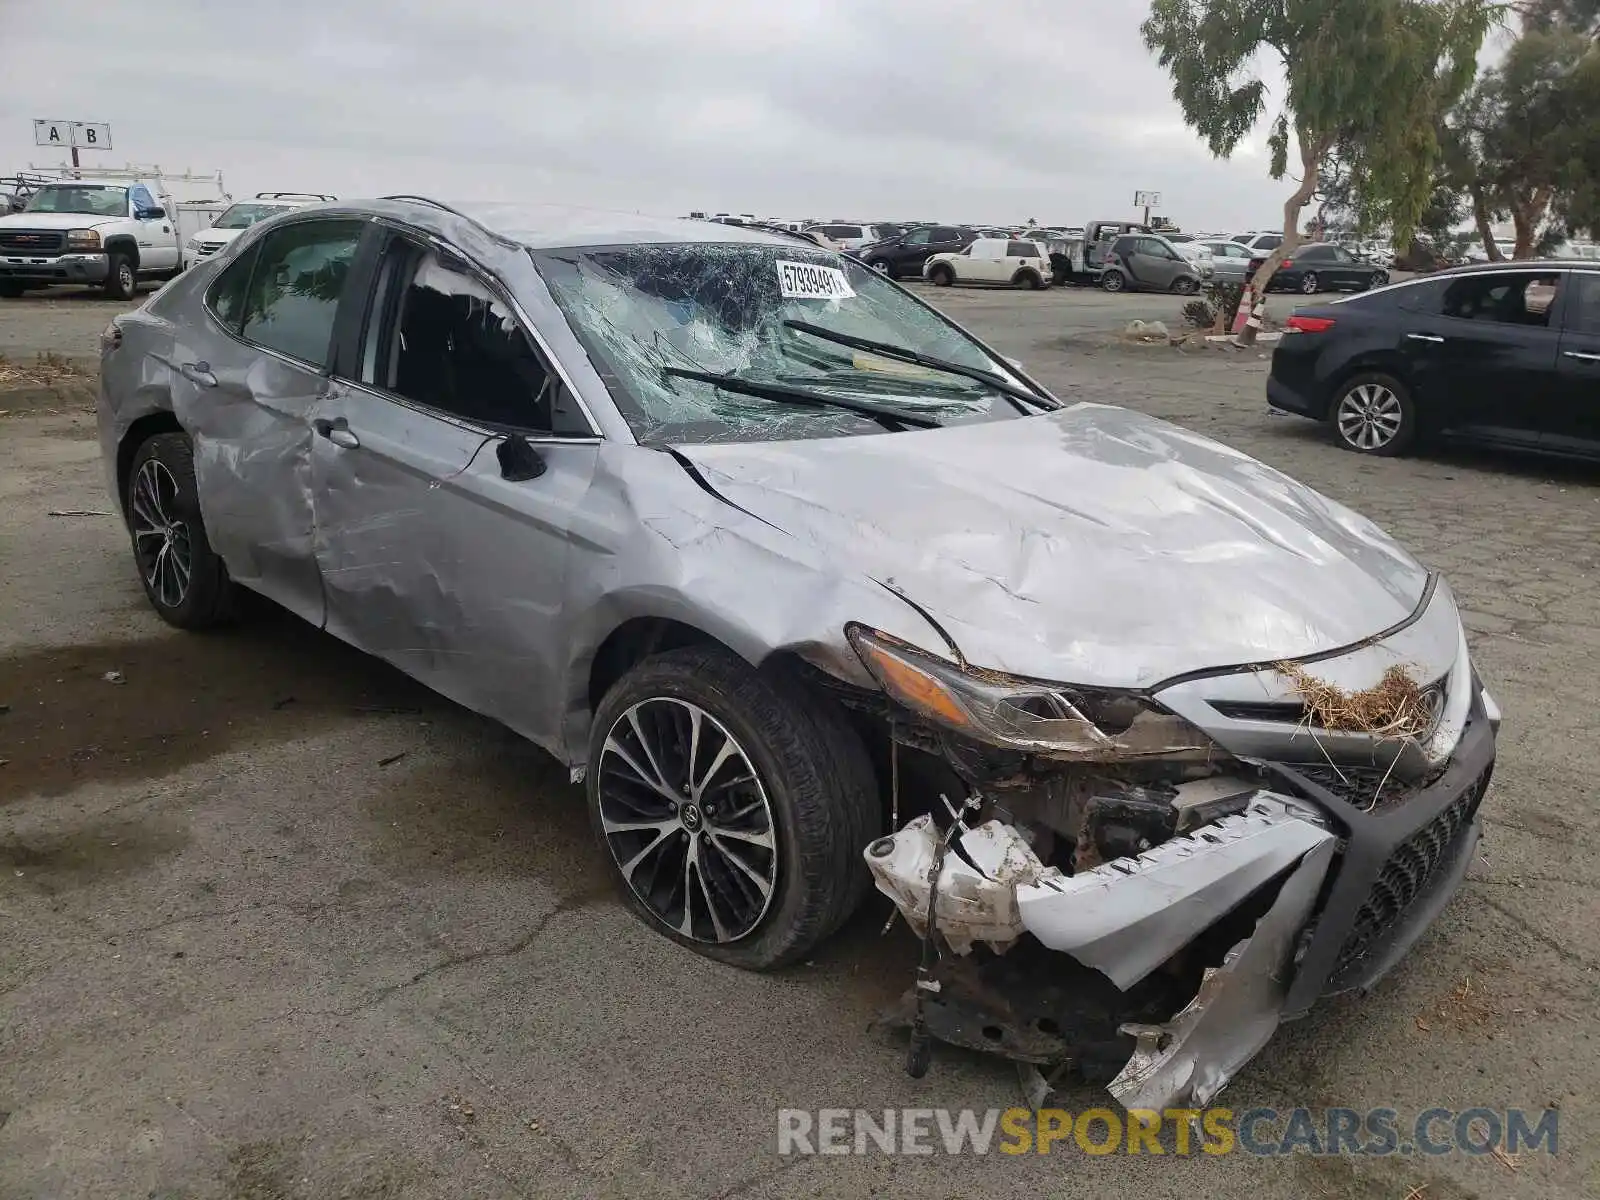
<box><xmin>314</xmin><ymin>417</ymin><xmax>361</xmax><ymax>450</ymax></box>
<box><xmin>1562</xmin><ymin>350</ymin><xmax>1600</xmax><ymax>362</ymax></box>
<box><xmin>1406</xmin><ymin>333</ymin><xmax>1445</xmax><ymax>343</ymax></box>
<box><xmin>179</xmin><ymin>361</ymin><xmax>217</xmax><ymax>387</ymax></box>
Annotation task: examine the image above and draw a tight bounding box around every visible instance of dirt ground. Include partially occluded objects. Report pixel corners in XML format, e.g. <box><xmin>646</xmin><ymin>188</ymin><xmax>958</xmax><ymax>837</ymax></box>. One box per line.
<box><xmin>1</xmin><ymin>284</ymin><xmax>1597</xmax><ymax>1199</ymax></box>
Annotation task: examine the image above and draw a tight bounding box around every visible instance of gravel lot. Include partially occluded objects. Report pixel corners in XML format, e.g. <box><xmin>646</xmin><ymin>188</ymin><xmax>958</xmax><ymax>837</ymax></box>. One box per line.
<box><xmin>2</xmin><ymin>282</ymin><xmax>1596</xmax><ymax>1199</ymax></box>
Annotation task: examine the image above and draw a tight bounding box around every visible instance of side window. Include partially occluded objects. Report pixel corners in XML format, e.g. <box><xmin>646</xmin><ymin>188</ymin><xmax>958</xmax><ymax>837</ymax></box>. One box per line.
<box><xmin>239</xmin><ymin>220</ymin><xmax>363</xmax><ymax>367</ymax></box>
<box><xmin>1258</xmin><ymin>235</ymin><xmax>1283</xmax><ymax>252</ymax></box>
<box><xmin>932</xmin><ymin>227</ymin><xmax>961</xmax><ymax>242</ymax></box>
<box><xmin>1007</xmin><ymin>240</ymin><xmax>1037</xmax><ymax>258</ymax></box>
<box><xmin>206</xmin><ymin>241</ymin><xmax>260</xmax><ymax>331</ymax></box>
<box><xmin>903</xmin><ymin>229</ymin><xmax>932</xmax><ymax>246</ymax></box>
<box><xmin>360</xmin><ymin>241</ymin><xmax>584</xmax><ymax>434</ymax></box>
<box><xmin>1566</xmin><ymin>273</ymin><xmax>1600</xmax><ymax>334</ymax></box>
<box><xmin>1441</xmin><ymin>273</ymin><xmax>1561</xmax><ymax>328</ymax></box>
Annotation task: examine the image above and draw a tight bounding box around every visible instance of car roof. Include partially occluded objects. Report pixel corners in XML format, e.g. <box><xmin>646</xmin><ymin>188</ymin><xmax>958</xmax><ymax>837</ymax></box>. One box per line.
<box><xmin>1425</xmin><ymin>258</ymin><xmax>1600</xmax><ymax>276</ymax></box>
<box><xmin>314</xmin><ymin>198</ymin><xmax>802</xmax><ymax>251</ymax></box>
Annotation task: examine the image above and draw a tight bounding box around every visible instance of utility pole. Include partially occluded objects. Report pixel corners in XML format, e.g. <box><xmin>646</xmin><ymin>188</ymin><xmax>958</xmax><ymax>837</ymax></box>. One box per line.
<box><xmin>70</xmin><ymin>143</ymin><xmax>80</xmax><ymax>179</ymax></box>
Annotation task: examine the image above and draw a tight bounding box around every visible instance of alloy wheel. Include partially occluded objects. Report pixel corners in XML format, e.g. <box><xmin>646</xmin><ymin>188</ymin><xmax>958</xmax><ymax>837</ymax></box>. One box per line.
<box><xmin>1300</xmin><ymin>273</ymin><xmax>1319</xmax><ymax>294</ymax></box>
<box><xmin>129</xmin><ymin>459</ymin><xmax>193</xmax><ymax>608</ymax></box>
<box><xmin>597</xmin><ymin>698</ymin><xmax>778</xmax><ymax>943</ymax></box>
<box><xmin>870</xmin><ymin>260</ymin><xmax>889</xmax><ymax>274</ymax></box>
<box><xmin>118</xmin><ymin>261</ymin><xmax>135</xmax><ymax>294</ymax></box>
<box><xmin>1336</xmin><ymin>383</ymin><xmax>1404</xmax><ymax>451</ymax></box>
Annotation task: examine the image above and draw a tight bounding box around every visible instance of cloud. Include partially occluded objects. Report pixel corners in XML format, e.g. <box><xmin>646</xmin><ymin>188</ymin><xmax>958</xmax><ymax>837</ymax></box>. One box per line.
<box><xmin>0</xmin><ymin>0</ymin><xmax>1292</xmax><ymax>232</ymax></box>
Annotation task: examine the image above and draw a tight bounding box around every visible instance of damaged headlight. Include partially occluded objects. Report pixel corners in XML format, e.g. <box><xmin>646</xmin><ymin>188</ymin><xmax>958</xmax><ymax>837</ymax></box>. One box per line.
<box><xmin>846</xmin><ymin>625</ymin><xmax>1214</xmax><ymax>760</ymax></box>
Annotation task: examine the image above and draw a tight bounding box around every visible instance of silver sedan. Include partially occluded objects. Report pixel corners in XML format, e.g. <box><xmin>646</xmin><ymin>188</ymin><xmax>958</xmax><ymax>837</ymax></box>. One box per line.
<box><xmin>98</xmin><ymin>199</ymin><xmax>1498</xmax><ymax>1110</ymax></box>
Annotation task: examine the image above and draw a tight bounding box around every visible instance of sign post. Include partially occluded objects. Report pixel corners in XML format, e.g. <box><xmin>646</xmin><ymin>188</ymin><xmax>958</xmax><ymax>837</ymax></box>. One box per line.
<box><xmin>1134</xmin><ymin>189</ymin><xmax>1163</xmax><ymax>228</ymax></box>
<box><xmin>33</xmin><ymin>121</ymin><xmax>113</xmax><ymax>178</ymax></box>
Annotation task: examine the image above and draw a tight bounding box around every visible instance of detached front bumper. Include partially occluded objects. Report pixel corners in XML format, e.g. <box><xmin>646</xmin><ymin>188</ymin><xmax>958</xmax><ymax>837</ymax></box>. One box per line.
<box><xmin>864</xmin><ymin>697</ymin><xmax>1494</xmax><ymax>1111</ymax></box>
<box><xmin>0</xmin><ymin>251</ymin><xmax>109</xmax><ymax>283</ymax></box>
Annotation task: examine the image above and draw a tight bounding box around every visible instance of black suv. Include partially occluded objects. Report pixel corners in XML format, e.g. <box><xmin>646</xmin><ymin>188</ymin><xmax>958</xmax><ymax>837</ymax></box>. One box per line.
<box><xmin>858</xmin><ymin>226</ymin><xmax>976</xmax><ymax>280</ymax></box>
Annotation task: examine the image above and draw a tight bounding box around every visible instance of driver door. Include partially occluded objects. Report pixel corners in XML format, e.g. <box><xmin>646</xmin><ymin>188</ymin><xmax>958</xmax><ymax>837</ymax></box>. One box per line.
<box><xmin>310</xmin><ymin>231</ymin><xmax>601</xmax><ymax>753</ymax></box>
<box><xmin>129</xmin><ymin>184</ymin><xmax>178</xmax><ymax>273</ymax></box>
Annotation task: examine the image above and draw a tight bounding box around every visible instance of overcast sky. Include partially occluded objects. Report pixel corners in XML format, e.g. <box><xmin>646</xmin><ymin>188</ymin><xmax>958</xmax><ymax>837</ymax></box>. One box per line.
<box><xmin>2</xmin><ymin>0</ymin><xmax>1350</xmax><ymax>232</ymax></box>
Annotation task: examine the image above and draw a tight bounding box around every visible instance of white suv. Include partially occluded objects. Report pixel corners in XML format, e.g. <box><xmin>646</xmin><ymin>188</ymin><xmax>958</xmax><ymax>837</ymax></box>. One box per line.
<box><xmin>922</xmin><ymin>237</ymin><xmax>1051</xmax><ymax>289</ymax></box>
<box><xmin>184</xmin><ymin>192</ymin><xmax>335</xmax><ymax>268</ymax></box>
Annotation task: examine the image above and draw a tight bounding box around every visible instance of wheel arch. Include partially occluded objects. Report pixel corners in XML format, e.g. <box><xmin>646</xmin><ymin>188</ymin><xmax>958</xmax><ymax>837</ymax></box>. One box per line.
<box><xmin>103</xmin><ymin>233</ymin><xmax>140</xmax><ymax>269</ymax></box>
<box><xmin>117</xmin><ymin>410</ymin><xmax>186</xmax><ymax>516</ymax></box>
<box><xmin>1010</xmin><ymin>267</ymin><xmax>1043</xmax><ymax>288</ymax></box>
<box><xmin>1320</xmin><ymin>353</ymin><xmax>1415</xmax><ymax>418</ymax></box>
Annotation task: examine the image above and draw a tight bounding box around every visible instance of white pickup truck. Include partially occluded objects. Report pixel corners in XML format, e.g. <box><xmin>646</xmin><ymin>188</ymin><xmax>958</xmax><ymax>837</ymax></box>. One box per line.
<box><xmin>0</xmin><ymin>177</ymin><xmax>182</xmax><ymax>300</ymax></box>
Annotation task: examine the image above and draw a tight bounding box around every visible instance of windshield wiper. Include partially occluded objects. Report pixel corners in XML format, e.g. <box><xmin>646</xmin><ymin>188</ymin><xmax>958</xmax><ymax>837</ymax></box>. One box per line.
<box><xmin>782</xmin><ymin>319</ymin><xmax>1058</xmax><ymax>413</ymax></box>
<box><xmin>661</xmin><ymin>367</ymin><xmax>943</xmax><ymax>429</ymax></box>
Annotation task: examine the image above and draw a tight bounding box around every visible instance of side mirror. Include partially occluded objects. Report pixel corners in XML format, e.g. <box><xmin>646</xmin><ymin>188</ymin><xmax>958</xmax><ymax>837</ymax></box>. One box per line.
<box><xmin>496</xmin><ymin>433</ymin><xmax>547</xmax><ymax>482</ymax></box>
<box><xmin>136</xmin><ymin>206</ymin><xmax>167</xmax><ymax>220</ymax></box>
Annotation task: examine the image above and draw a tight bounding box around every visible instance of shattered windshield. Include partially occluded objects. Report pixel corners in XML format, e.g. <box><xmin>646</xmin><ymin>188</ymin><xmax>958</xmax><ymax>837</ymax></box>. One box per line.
<box><xmin>532</xmin><ymin>241</ymin><xmax>1029</xmax><ymax>444</ymax></box>
<box><xmin>24</xmin><ymin>185</ymin><xmax>128</xmax><ymax>217</ymax></box>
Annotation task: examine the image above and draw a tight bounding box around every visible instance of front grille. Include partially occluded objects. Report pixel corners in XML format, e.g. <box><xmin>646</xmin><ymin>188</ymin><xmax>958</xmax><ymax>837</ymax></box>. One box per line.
<box><xmin>0</xmin><ymin>230</ymin><xmax>65</xmax><ymax>253</ymax></box>
<box><xmin>1290</xmin><ymin>762</ymin><xmax>1419</xmax><ymax>813</ymax></box>
<box><xmin>195</xmin><ymin>243</ymin><xmax>220</xmax><ymax>257</ymax></box>
<box><xmin>1334</xmin><ymin>775</ymin><xmax>1484</xmax><ymax>972</ymax></box>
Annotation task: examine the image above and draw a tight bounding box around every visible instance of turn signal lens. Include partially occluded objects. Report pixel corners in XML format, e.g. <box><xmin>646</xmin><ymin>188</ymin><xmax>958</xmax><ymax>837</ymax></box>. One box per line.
<box><xmin>848</xmin><ymin>632</ymin><xmax>973</xmax><ymax>730</ymax></box>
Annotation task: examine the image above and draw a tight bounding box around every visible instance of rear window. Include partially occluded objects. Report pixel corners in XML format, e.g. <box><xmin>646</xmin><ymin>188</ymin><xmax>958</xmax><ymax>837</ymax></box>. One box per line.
<box><xmin>1007</xmin><ymin>241</ymin><xmax>1040</xmax><ymax>258</ymax></box>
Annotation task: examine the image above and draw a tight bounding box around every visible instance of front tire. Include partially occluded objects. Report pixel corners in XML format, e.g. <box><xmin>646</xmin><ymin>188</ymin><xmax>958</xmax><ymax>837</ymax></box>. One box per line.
<box><xmin>587</xmin><ymin>646</ymin><xmax>879</xmax><ymax>970</ymax></box>
<box><xmin>868</xmin><ymin>258</ymin><xmax>897</xmax><ymax>280</ymax></box>
<box><xmin>125</xmin><ymin>433</ymin><xmax>237</xmax><ymax>627</ymax></box>
<box><xmin>1330</xmin><ymin>372</ymin><xmax>1417</xmax><ymax>457</ymax></box>
<box><xmin>1172</xmin><ymin>275</ymin><xmax>1199</xmax><ymax>295</ymax></box>
<box><xmin>104</xmin><ymin>252</ymin><xmax>137</xmax><ymax>301</ymax></box>
<box><xmin>928</xmin><ymin>264</ymin><xmax>954</xmax><ymax>286</ymax></box>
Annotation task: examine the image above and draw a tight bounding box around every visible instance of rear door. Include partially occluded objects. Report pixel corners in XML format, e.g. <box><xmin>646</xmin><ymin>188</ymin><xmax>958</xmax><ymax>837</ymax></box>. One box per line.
<box><xmin>892</xmin><ymin>227</ymin><xmax>932</xmax><ymax>270</ymax></box>
<box><xmin>309</xmin><ymin>227</ymin><xmax>600</xmax><ymax>751</ymax></box>
<box><xmin>168</xmin><ymin>217</ymin><xmax>371</xmax><ymax>625</ymax></box>
<box><xmin>1549</xmin><ymin>270</ymin><xmax>1600</xmax><ymax>453</ymax></box>
<box><xmin>1403</xmin><ymin>270</ymin><xmax>1564</xmax><ymax>446</ymax></box>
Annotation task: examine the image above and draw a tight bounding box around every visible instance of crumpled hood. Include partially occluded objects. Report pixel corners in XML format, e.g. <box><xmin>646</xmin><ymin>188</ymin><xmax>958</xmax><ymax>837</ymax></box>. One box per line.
<box><xmin>678</xmin><ymin>404</ymin><xmax>1429</xmax><ymax>688</ymax></box>
<box><xmin>0</xmin><ymin>212</ymin><xmax>124</xmax><ymax>231</ymax></box>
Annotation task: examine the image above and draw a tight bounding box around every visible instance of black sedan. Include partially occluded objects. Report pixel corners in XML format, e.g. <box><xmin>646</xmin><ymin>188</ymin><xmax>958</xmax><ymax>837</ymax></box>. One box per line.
<box><xmin>1249</xmin><ymin>242</ymin><xmax>1390</xmax><ymax>294</ymax></box>
<box><xmin>1267</xmin><ymin>261</ymin><xmax>1599</xmax><ymax>458</ymax></box>
<box><xmin>856</xmin><ymin>225</ymin><xmax>976</xmax><ymax>280</ymax></box>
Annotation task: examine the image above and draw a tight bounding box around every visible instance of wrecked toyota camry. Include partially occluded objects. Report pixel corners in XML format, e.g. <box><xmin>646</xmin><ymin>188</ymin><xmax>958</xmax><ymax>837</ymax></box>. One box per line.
<box><xmin>97</xmin><ymin>200</ymin><xmax>1499</xmax><ymax>1111</ymax></box>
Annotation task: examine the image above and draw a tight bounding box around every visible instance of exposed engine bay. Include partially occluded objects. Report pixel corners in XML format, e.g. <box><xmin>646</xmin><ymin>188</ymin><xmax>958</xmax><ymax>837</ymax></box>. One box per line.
<box><xmin>814</xmin><ymin>651</ymin><xmax>1495</xmax><ymax>1114</ymax></box>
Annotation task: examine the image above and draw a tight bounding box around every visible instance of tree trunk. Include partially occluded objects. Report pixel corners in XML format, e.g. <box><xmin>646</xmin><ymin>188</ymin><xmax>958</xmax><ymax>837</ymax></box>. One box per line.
<box><xmin>1470</xmin><ymin>185</ymin><xmax>1504</xmax><ymax>262</ymax></box>
<box><xmin>1237</xmin><ymin>134</ymin><xmax>1329</xmax><ymax>346</ymax></box>
<box><xmin>1511</xmin><ymin>187</ymin><xmax>1553</xmax><ymax>259</ymax></box>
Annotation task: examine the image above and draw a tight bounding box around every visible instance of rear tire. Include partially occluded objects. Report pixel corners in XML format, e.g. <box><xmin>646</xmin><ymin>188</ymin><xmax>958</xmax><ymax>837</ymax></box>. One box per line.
<box><xmin>586</xmin><ymin>646</ymin><xmax>879</xmax><ymax>970</ymax></box>
<box><xmin>1172</xmin><ymin>276</ymin><xmax>1199</xmax><ymax>295</ymax></box>
<box><xmin>1013</xmin><ymin>270</ymin><xmax>1041</xmax><ymax>290</ymax></box>
<box><xmin>125</xmin><ymin>433</ymin><xmax>237</xmax><ymax>628</ymax></box>
<box><xmin>1101</xmin><ymin>270</ymin><xmax>1126</xmax><ymax>292</ymax></box>
<box><xmin>104</xmin><ymin>252</ymin><xmax>137</xmax><ymax>301</ymax></box>
<box><xmin>1329</xmin><ymin>372</ymin><xmax>1417</xmax><ymax>457</ymax></box>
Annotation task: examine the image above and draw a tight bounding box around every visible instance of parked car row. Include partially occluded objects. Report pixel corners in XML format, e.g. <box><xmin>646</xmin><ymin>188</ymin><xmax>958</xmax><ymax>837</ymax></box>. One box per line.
<box><xmin>0</xmin><ymin>175</ymin><xmax>337</xmax><ymax>300</ymax></box>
